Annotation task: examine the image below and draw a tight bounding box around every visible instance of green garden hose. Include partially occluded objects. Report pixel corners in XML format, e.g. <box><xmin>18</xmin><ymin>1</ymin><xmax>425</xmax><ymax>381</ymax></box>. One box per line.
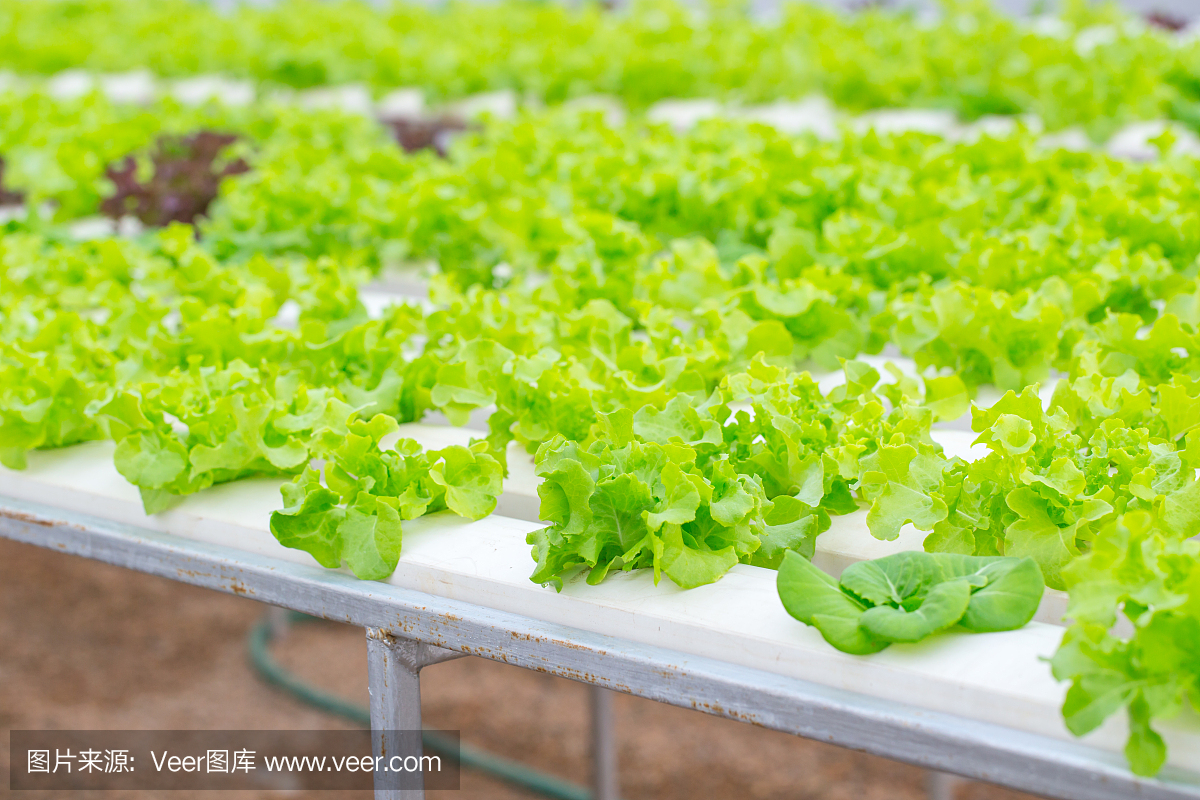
<box><xmin>247</xmin><ymin>611</ymin><xmax>594</xmax><ymax>800</ymax></box>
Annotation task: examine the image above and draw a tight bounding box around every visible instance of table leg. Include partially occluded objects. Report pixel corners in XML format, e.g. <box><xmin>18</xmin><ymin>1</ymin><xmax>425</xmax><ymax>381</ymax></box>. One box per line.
<box><xmin>366</xmin><ymin>628</ymin><xmax>462</xmax><ymax>800</ymax></box>
<box><xmin>590</xmin><ymin>684</ymin><xmax>619</xmax><ymax>800</ymax></box>
<box><xmin>928</xmin><ymin>771</ymin><xmax>964</xmax><ymax>800</ymax></box>
<box><xmin>266</xmin><ymin>605</ymin><xmax>291</xmax><ymax>641</ymax></box>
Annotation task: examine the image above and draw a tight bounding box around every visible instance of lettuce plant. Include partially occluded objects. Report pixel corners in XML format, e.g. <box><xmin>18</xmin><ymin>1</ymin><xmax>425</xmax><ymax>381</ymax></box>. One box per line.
<box><xmin>1052</xmin><ymin>512</ymin><xmax>1200</xmax><ymax>776</ymax></box>
<box><xmin>777</xmin><ymin>550</ymin><xmax>1045</xmax><ymax>654</ymax></box>
<box><xmin>270</xmin><ymin>414</ymin><xmax>503</xmax><ymax>579</ymax></box>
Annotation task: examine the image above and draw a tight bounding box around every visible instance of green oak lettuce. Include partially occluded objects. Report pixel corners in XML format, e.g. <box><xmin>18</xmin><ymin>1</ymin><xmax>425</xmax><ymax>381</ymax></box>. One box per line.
<box><xmin>270</xmin><ymin>414</ymin><xmax>503</xmax><ymax>579</ymax></box>
<box><xmin>527</xmin><ymin>358</ymin><xmax>954</xmax><ymax>589</ymax></box>
<box><xmin>1051</xmin><ymin>512</ymin><xmax>1200</xmax><ymax>777</ymax></box>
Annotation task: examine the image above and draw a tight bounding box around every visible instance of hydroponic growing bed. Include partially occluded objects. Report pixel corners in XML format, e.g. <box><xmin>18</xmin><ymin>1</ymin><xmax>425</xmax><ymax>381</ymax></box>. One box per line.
<box><xmin>4</xmin><ymin>1</ymin><xmax>1200</xmax><ymax>798</ymax></box>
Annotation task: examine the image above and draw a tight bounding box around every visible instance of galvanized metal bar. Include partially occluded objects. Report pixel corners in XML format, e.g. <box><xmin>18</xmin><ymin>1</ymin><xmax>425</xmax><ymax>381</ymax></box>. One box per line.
<box><xmin>928</xmin><ymin>771</ymin><xmax>963</xmax><ymax>800</ymax></box>
<box><xmin>365</xmin><ymin>629</ymin><xmax>461</xmax><ymax>799</ymax></box>
<box><xmin>589</xmin><ymin>685</ymin><xmax>619</xmax><ymax>800</ymax></box>
<box><xmin>2</xmin><ymin>497</ymin><xmax>1199</xmax><ymax>800</ymax></box>
<box><xmin>266</xmin><ymin>604</ymin><xmax>291</xmax><ymax>641</ymax></box>
<box><xmin>366</xmin><ymin>628</ymin><xmax>424</xmax><ymax>800</ymax></box>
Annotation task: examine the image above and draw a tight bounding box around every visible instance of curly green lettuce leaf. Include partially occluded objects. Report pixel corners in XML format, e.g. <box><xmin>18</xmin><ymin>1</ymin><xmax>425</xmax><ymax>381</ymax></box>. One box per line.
<box><xmin>1051</xmin><ymin>512</ymin><xmax>1200</xmax><ymax>777</ymax></box>
<box><xmin>269</xmin><ymin>415</ymin><xmax>502</xmax><ymax>580</ymax></box>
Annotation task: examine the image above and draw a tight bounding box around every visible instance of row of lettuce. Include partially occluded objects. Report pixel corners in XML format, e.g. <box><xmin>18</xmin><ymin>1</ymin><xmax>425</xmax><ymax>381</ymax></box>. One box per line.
<box><xmin>2</xmin><ymin>100</ymin><xmax>1200</xmax><ymax>774</ymax></box>
<box><xmin>5</xmin><ymin>0</ymin><xmax>1200</xmax><ymax>138</ymax></box>
<box><xmin>8</xmin><ymin>95</ymin><xmax>1200</xmax><ymax>384</ymax></box>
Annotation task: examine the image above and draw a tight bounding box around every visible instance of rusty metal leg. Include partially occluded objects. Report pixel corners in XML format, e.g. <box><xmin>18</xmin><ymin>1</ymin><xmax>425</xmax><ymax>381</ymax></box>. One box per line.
<box><xmin>366</xmin><ymin>629</ymin><xmax>462</xmax><ymax>800</ymax></box>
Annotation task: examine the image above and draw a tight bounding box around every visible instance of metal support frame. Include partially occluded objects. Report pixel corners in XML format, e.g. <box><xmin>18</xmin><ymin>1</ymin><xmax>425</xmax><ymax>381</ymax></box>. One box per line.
<box><xmin>266</xmin><ymin>604</ymin><xmax>291</xmax><ymax>641</ymax></box>
<box><xmin>589</xmin><ymin>686</ymin><xmax>619</xmax><ymax>800</ymax></box>
<box><xmin>4</xmin><ymin>497</ymin><xmax>1200</xmax><ymax>800</ymax></box>
<box><xmin>928</xmin><ymin>771</ymin><xmax>964</xmax><ymax>800</ymax></box>
<box><xmin>365</xmin><ymin>628</ymin><xmax>463</xmax><ymax>799</ymax></box>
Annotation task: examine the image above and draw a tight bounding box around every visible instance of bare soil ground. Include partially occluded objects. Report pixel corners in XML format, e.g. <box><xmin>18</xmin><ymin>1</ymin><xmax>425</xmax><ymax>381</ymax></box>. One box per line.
<box><xmin>0</xmin><ymin>537</ymin><xmax>1041</xmax><ymax>800</ymax></box>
